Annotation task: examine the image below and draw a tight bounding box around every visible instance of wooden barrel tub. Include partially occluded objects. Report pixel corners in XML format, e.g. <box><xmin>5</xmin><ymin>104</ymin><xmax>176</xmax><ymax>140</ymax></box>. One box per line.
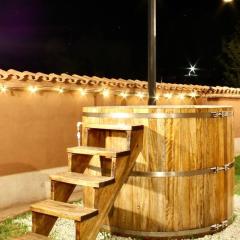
<box><xmin>82</xmin><ymin>105</ymin><xmax>234</xmax><ymax>239</ymax></box>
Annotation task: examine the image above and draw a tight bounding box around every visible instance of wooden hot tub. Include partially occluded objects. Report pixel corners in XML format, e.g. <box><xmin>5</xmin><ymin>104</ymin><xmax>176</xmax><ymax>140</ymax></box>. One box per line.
<box><xmin>82</xmin><ymin>105</ymin><xmax>234</xmax><ymax>239</ymax></box>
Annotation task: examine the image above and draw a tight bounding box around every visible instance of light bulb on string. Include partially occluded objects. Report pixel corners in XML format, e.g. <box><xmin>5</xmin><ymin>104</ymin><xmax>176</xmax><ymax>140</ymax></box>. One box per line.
<box><xmin>28</xmin><ymin>86</ymin><xmax>38</xmax><ymax>94</ymax></box>
<box><xmin>57</xmin><ymin>87</ymin><xmax>64</xmax><ymax>94</ymax></box>
<box><xmin>119</xmin><ymin>91</ymin><xmax>128</xmax><ymax>99</ymax></box>
<box><xmin>163</xmin><ymin>93</ymin><xmax>173</xmax><ymax>99</ymax></box>
<box><xmin>136</xmin><ymin>92</ymin><xmax>144</xmax><ymax>99</ymax></box>
<box><xmin>79</xmin><ymin>88</ymin><xmax>86</xmax><ymax>96</ymax></box>
<box><xmin>178</xmin><ymin>93</ymin><xmax>186</xmax><ymax>100</ymax></box>
<box><xmin>155</xmin><ymin>94</ymin><xmax>160</xmax><ymax>101</ymax></box>
<box><xmin>102</xmin><ymin>89</ymin><xmax>110</xmax><ymax>98</ymax></box>
<box><xmin>189</xmin><ymin>91</ymin><xmax>198</xmax><ymax>98</ymax></box>
<box><xmin>0</xmin><ymin>85</ymin><xmax>8</xmax><ymax>93</ymax></box>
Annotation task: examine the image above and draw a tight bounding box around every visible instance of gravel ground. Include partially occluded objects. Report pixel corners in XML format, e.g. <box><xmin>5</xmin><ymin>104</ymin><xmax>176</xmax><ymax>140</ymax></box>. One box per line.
<box><xmin>12</xmin><ymin>196</ymin><xmax>240</xmax><ymax>240</ymax></box>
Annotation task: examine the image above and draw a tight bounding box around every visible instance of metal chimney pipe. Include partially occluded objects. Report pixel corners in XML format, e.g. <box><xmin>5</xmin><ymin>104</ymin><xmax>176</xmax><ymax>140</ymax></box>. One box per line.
<box><xmin>148</xmin><ymin>0</ymin><xmax>157</xmax><ymax>105</ymax></box>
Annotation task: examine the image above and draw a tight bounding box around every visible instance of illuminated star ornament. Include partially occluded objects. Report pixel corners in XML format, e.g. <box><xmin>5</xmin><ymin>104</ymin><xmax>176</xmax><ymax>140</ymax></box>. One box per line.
<box><xmin>187</xmin><ymin>64</ymin><xmax>198</xmax><ymax>77</ymax></box>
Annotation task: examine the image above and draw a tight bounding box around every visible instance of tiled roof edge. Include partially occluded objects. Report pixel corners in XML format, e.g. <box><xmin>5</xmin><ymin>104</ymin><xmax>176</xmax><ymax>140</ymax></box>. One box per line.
<box><xmin>0</xmin><ymin>69</ymin><xmax>240</xmax><ymax>96</ymax></box>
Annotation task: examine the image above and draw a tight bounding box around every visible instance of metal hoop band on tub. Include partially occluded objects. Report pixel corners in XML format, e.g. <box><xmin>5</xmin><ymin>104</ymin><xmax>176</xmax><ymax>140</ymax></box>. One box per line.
<box><xmin>88</xmin><ymin>161</ymin><xmax>234</xmax><ymax>178</ymax></box>
<box><xmin>131</xmin><ymin>161</ymin><xmax>234</xmax><ymax>177</ymax></box>
<box><xmin>83</xmin><ymin>111</ymin><xmax>233</xmax><ymax>119</ymax></box>
<box><xmin>101</xmin><ymin>216</ymin><xmax>233</xmax><ymax>238</ymax></box>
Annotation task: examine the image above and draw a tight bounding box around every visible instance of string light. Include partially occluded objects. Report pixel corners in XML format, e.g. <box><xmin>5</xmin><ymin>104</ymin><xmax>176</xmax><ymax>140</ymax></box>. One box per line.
<box><xmin>0</xmin><ymin>84</ymin><xmax>205</xmax><ymax>100</ymax></box>
<box><xmin>102</xmin><ymin>89</ymin><xmax>110</xmax><ymax>97</ymax></box>
<box><xmin>79</xmin><ymin>88</ymin><xmax>86</xmax><ymax>96</ymax></box>
<box><xmin>178</xmin><ymin>93</ymin><xmax>186</xmax><ymax>100</ymax></box>
<box><xmin>119</xmin><ymin>91</ymin><xmax>128</xmax><ymax>99</ymax></box>
<box><xmin>28</xmin><ymin>86</ymin><xmax>38</xmax><ymax>94</ymax></box>
<box><xmin>0</xmin><ymin>85</ymin><xmax>8</xmax><ymax>93</ymax></box>
<box><xmin>136</xmin><ymin>92</ymin><xmax>144</xmax><ymax>99</ymax></box>
<box><xmin>189</xmin><ymin>91</ymin><xmax>198</xmax><ymax>98</ymax></box>
<box><xmin>155</xmin><ymin>94</ymin><xmax>160</xmax><ymax>101</ymax></box>
<box><xmin>57</xmin><ymin>88</ymin><xmax>64</xmax><ymax>94</ymax></box>
<box><xmin>164</xmin><ymin>93</ymin><xmax>173</xmax><ymax>99</ymax></box>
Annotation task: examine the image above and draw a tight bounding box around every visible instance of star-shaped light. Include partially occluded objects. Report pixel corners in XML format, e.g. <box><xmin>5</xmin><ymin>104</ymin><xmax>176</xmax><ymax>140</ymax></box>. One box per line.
<box><xmin>119</xmin><ymin>91</ymin><xmax>128</xmax><ymax>99</ymax></box>
<box><xmin>28</xmin><ymin>86</ymin><xmax>38</xmax><ymax>94</ymax></box>
<box><xmin>0</xmin><ymin>85</ymin><xmax>8</xmax><ymax>93</ymax></box>
<box><xmin>102</xmin><ymin>89</ymin><xmax>110</xmax><ymax>97</ymax></box>
<box><xmin>187</xmin><ymin>64</ymin><xmax>198</xmax><ymax>76</ymax></box>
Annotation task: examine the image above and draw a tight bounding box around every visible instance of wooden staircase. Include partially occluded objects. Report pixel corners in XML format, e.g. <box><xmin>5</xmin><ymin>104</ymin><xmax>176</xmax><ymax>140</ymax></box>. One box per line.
<box><xmin>18</xmin><ymin>124</ymin><xmax>144</xmax><ymax>240</ymax></box>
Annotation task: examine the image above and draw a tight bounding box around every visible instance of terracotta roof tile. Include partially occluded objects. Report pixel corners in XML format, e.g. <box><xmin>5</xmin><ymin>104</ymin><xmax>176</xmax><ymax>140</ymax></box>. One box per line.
<box><xmin>0</xmin><ymin>69</ymin><xmax>239</xmax><ymax>97</ymax></box>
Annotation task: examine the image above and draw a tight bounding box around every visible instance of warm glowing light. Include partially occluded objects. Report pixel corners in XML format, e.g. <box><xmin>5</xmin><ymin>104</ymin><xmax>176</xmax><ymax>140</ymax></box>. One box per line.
<box><xmin>223</xmin><ymin>0</ymin><xmax>233</xmax><ymax>3</ymax></box>
<box><xmin>77</xmin><ymin>122</ymin><xmax>82</xmax><ymax>129</ymax></box>
<box><xmin>119</xmin><ymin>91</ymin><xmax>128</xmax><ymax>99</ymax></box>
<box><xmin>76</xmin><ymin>122</ymin><xmax>82</xmax><ymax>147</ymax></box>
<box><xmin>0</xmin><ymin>85</ymin><xmax>8</xmax><ymax>93</ymax></box>
<box><xmin>136</xmin><ymin>92</ymin><xmax>144</xmax><ymax>99</ymax></box>
<box><xmin>102</xmin><ymin>89</ymin><xmax>110</xmax><ymax>97</ymax></box>
<box><xmin>155</xmin><ymin>94</ymin><xmax>160</xmax><ymax>101</ymax></box>
<box><xmin>189</xmin><ymin>91</ymin><xmax>198</xmax><ymax>98</ymax></box>
<box><xmin>163</xmin><ymin>93</ymin><xmax>173</xmax><ymax>99</ymax></box>
<box><xmin>178</xmin><ymin>93</ymin><xmax>186</xmax><ymax>100</ymax></box>
<box><xmin>28</xmin><ymin>86</ymin><xmax>38</xmax><ymax>94</ymax></box>
<box><xmin>187</xmin><ymin>64</ymin><xmax>198</xmax><ymax>76</ymax></box>
<box><xmin>79</xmin><ymin>88</ymin><xmax>86</xmax><ymax>96</ymax></box>
<box><xmin>58</xmin><ymin>88</ymin><xmax>64</xmax><ymax>94</ymax></box>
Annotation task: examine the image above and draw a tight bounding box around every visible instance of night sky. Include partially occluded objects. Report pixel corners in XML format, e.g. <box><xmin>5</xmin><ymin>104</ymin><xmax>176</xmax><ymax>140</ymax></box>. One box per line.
<box><xmin>0</xmin><ymin>0</ymin><xmax>239</xmax><ymax>86</ymax></box>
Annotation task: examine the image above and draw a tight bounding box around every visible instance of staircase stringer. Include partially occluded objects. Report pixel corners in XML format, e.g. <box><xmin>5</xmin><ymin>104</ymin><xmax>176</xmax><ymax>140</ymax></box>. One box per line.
<box><xmin>76</xmin><ymin>127</ymin><xmax>144</xmax><ymax>239</ymax></box>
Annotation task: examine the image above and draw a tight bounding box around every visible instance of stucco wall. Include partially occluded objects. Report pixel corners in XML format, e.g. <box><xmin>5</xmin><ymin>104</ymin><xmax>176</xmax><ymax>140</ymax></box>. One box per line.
<box><xmin>0</xmin><ymin>88</ymin><xmax>196</xmax><ymax>178</ymax></box>
<box><xmin>0</xmin><ymin>76</ymin><xmax>239</xmax><ymax>209</ymax></box>
<box><xmin>0</xmin><ymin>90</ymin><xmax>94</xmax><ymax>177</ymax></box>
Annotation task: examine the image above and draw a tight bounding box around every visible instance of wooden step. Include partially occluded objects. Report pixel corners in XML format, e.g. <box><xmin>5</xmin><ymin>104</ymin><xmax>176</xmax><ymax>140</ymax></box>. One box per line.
<box><xmin>31</xmin><ymin>200</ymin><xmax>98</xmax><ymax>222</ymax></box>
<box><xmin>14</xmin><ymin>233</ymin><xmax>50</xmax><ymax>239</ymax></box>
<box><xmin>84</xmin><ymin>123</ymin><xmax>143</xmax><ymax>131</ymax></box>
<box><xmin>67</xmin><ymin>146</ymin><xmax>130</xmax><ymax>158</ymax></box>
<box><xmin>50</xmin><ymin>172</ymin><xmax>115</xmax><ymax>188</ymax></box>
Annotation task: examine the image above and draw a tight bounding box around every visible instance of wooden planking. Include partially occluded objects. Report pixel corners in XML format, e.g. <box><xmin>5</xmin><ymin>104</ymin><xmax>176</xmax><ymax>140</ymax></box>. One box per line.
<box><xmin>32</xmin><ymin>212</ymin><xmax>57</xmax><ymax>236</ymax></box>
<box><xmin>83</xmin><ymin>106</ymin><xmax>234</xmax><ymax>237</ymax></box>
<box><xmin>67</xmin><ymin>146</ymin><xmax>130</xmax><ymax>158</ymax></box>
<box><xmin>31</xmin><ymin>200</ymin><xmax>98</xmax><ymax>222</ymax></box>
<box><xmin>68</xmin><ymin>153</ymin><xmax>92</xmax><ymax>173</ymax></box>
<box><xmin>76</xmin><ymin>127</ymin><xmax>144</xmax><ymax>239</ymax></box>
<box><xmin>14</xmin><ymin>233</ymin><xmax>50</xmax><ymax>240</ymax></box>
<box><xmin>50</xmin><ymin>181</ymin><xmax>75</xmax><ymax>202</ymax></box>
<box><xmin>84</xmin><ymin>123</ymin><xmax>142</xmax><ymax>131</ymax></box>
<box><xmin>50</xmin><ymin>172</ymin><xmax>115</xmax><ymax>188</ymax></box>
